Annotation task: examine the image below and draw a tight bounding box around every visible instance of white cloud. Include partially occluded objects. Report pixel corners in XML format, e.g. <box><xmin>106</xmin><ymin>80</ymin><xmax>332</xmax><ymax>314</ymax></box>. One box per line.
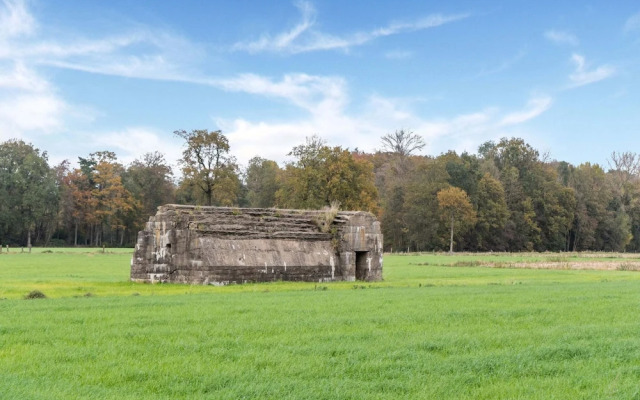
<box><xmin>0</xmin><ymin>0</ymin><xmax>35</xmax><ymax>39</ymax></box>
<box><xmin>624</xmin><ymin>12</ymin><xmax>640</xmax><ymax>32</ymax></box>
<box><xmin>214</xmin><ymin>73</ymin><xmax>347</xmax><ymax>112</ymax></box>
<box><xmin>544</xmin><ymin>30</ymin><xmax>579</xmax><ymax>46</ymax></box>
<box><xmin>0</xmin><ymin>1</ymin><xmax>203</xmax><ymax>82</ymax></box>
<box><xmin>233</xmin><ymin>1</ymin><xmax>469</xmax><ymax>54</ymax></box>
<box><xmin>0</xmin><ymin>60</ymin><xmax>70</xmax><ymax>142</ymax></box>
<box><xmin>411</xmin><ymin>97</ymin><xmax>552</xmax><ymax>157</ymax></box>
<box><xmin>498</xmin><ymin>96</ymin><xmax>552</xmax><ymax>126</ymax></box>
<box><xmin>0</xmin><ymin>93</ymin><xmax>65</xmax><ymax>133</ymax></box>
<box><xmin>0</xmin><ymin>61</ymin><xmax>49</xmax><ymax>91</ymax></box>
<box><xmin>92</xmin><ymin>127</ymin><xmax>184</xmax><ymax>167</ymax></box>
<box><xmin>212</xmin><ymin>70</ymin><xmax>553</xmax><ymax>166</ymax></box>
<box><xmin>235</xmin><ymin>1</ymin><xmax>316</xmax><ymax>54</ymax></box>
<box><xmin>25</xmin><ymin>31</ymin><xmax>203</xmax><ymax>82</ymax></box>
<box><xmin>220</xmin><ymin>119</ymin><xmax>317</xmax><ymax>166</ymax></box>
<box><xmin>568</xmin><ymin>53</ymin><xmax>615</xmax><ymax>87</ymax></box>
<box><xmin>0</xmin><ymin>0</ymin><xmax>552</xmax><ymax>170</ymax></box>
<box><xmin>213</xmin><ymin>73</ymin><xmax>360</xmax><ymax>165</ymax></box>
<box><xmin>0</xmin><ymin>0</ymin><xmax>203</xmax><ymax>149</ymax></box>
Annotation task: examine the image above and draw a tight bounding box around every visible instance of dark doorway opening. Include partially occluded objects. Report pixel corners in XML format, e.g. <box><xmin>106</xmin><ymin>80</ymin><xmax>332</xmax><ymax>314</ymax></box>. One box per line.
<box><xmin>355</xmin><ymin>251</ymin><xmax>368</xmax><ymax>280</ymax></box>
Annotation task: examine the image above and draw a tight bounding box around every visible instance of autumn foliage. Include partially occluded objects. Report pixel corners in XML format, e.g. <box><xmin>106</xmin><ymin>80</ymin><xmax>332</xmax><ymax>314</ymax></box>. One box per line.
<box><xmin>2</xmin><ymin>134</ymin><xmax>640</xmax><ymax>252</ymax></box>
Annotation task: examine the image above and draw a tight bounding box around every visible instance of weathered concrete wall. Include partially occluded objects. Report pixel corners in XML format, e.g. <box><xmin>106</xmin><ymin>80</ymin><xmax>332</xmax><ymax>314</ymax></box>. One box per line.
<box><xmin>131</xmin><ymin>205</ymin><xmax>383</xmax><ymax>285</ymax></box>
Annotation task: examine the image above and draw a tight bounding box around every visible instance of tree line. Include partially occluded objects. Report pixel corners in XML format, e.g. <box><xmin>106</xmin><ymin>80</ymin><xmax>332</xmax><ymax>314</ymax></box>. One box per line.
<box><xmin>1</xmin><ymin>129</ymin><xmax>639</xmax><ymax>252</ymax></box>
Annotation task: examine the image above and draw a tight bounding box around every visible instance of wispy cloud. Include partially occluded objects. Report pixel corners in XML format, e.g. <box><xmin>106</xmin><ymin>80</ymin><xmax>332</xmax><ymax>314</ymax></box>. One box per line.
<box><xmin>0</xmin><ymin>61</ymin><xmax>49</xmax><ymax>91</ymax></box>
<box><xmin>568</xmin><ymin>53</ymin><xmax>615</xmax><ymax>87</ymax></box>
<box><xmin>624</xmin><ymin>11</ymin><xmax>640</xmax><ymax>32</ymax></box>
<box><xmin>544</xmin><ymin>30</ymin><xmax>579</xmax><ymax>46</ymax></box>
<box><xmin>212</xmin><ymin>71</ymin><xmax>553</xmax><ymax>164</ymax></box>
<box><xmin>0</xmin><ymin>0</ymin><xmax>200</xmax><ymax>153</ymax></box>
<box><xmin>233</xmin><ymin>1</ymin><xmax>316</xmax><ymax>54</ymax></box>
<box><xmin>232</xmin><ymin>1</ymin><xmax>469</xmax><ymax>54</ymax></box>
<box><xmin>29</xmin><ymin>31</ymin><xmax>203</xmax><ymax>82</ymax></box>
<box><xmin>0</xmin><ymin>0</ymin><xmax>550</xmax><ymax>167</ymax></box>
<box><xmin>0</xmin><ymin>0</ymin><xmax>203</xmax><ymax>81</ymax></box>
<box><xmin>498</xmin><ymin>96</ymin><xmax>552</xmax><ymax>126</ymax></box>
<box><xmin>476</xmin><ymin>49</ymin><xmax>526</xmax><ymax>77</ymax></box>
<box><xmin>0</xmin><ymin>0</ymin><xmax>35</xmax><ymax>38</ymax></box>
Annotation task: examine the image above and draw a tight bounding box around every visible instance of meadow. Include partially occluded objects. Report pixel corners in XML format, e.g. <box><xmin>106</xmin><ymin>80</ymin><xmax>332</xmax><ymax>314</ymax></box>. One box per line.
<box><xmin>1</xmin><ymin>249</ymin><xmax>640</xmax><ymax>399</ymax></box>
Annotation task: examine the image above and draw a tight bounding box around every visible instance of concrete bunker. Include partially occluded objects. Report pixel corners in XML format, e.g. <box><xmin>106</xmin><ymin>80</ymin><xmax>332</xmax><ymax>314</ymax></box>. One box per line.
<box><xmin>131</xmin><ymin>204</ymin><xmax>383</xmax><ymax>285</ymax></box>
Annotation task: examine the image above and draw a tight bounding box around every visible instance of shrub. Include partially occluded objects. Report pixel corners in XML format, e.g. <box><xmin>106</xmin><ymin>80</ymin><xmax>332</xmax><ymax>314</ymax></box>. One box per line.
<box><xmin>24</xmin><ymin>290</ymin><xmax>47</xmax><ymax>300</ymax></box>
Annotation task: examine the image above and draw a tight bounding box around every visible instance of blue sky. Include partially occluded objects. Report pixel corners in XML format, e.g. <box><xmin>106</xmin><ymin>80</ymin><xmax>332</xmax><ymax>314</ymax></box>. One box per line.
<box><xmin>1</xmin><ymin>0</ymin><xmax>639</xmax><ymax>170</ymax></box>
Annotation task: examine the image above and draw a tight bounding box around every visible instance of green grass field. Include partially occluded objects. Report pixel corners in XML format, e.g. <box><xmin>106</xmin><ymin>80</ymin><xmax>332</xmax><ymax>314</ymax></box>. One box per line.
<box><xmin>1</xmin><ymin>250</ymin><xmax>640</xmax><ymax>398</ymax></box>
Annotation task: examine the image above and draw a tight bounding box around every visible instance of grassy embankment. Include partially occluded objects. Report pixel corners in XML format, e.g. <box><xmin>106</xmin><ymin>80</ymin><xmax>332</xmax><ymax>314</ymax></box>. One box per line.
<box><xmin>1</xmin><ymin>249</ymin><xmax>640</xmax><ymax>398</ymax></box>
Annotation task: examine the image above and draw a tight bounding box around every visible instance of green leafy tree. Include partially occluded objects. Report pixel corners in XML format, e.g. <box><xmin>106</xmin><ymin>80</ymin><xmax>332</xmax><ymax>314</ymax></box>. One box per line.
<box><xmin>175</xmin><ymin>129</ymin><xmax>240</xmax><ymax>206</ymax></box>
<box><xmin>0</xmin><ymin>140</ymin><xmax>58</xmax><ymax>247</ymax></box>
<box><xmin>276</xmin><ymin>136</ymin><xmax>378</xmax><ymax>213</ymax></box>
<box><xmin>625</xmin><ymin>184</ymin><xmax>640</xmax><ymax>251</ymax></box>
<box><xmin>501</xmin><ymin>166</ymin><xmax>541</xmax><ymax>251</ymax></box>
<box><xmin>479</xmin><ymin>138</ymin><xmax>547</xmax><ymax>251</ymax></box>
<box><xmin>439</xmin><ymin>151</ymin><xmax>481</xmax><ymax>200</ymax></box>
<box><xmin>487</xmin><ymin>137</ymin><xmax>540</xmax><ymax>177</ymax></box>
<box><xmin>607</xmin><ymin>151</ymin><xmax>640</xmax><ymax>251</ymax></box>
<box><xmin>380</xmin><ymin>184</ymin><xmax>408</xmax><ymax>252</ymax></box>
<box><xmin>521</xmin><ymin>163</ymin><xmax>577</xmax><ymax>251</ymax></box>
<box><xmin>373</xmin><ymin>131</ymin><xmax>427</xmax><ymax>251</ymax></box>
<box><xmin>276</xmin><ymin>136</ymin><xmax>330</xmax><ymax>210</ymax></box>
<box><xmin>403</xmin><ymin>158</ymin><xmax>450</xmax><ymax>252</ymax></box>
<box><xmin>245</xmin><ymin>157</ymin><xmax>280</xmax><ymax>208</ymax></box>
<box><xmin>124</xmin><ymin>151</ymin><xmax>176</xmax><ymax>221</ymax></box>
<box><xmin>475</xmin><ymin>173</ymin><xmax>509</xmax><ymax>251</ymax></box>
<box><xmin>568</xmin><ymin>163</ymin><xmax>612</xmax><ymax>250</ymax></box>
<box><xmin>62</xmin><ymin>166</ymin><xmax>98</xmax><ymax>246</ymax></box>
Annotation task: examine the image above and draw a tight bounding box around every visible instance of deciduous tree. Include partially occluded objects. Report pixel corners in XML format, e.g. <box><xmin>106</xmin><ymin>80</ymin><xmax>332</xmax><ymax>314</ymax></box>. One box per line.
<box><xmin>245</xmin><ymin>157</ymin><xmax>280</xmax><ymax>208</ymax></box>
<box><xmin>92</xmin><ymin>155</ymin><xmax>138</xmax><ymax>246</ymax></box>
<box><xmin>380</xmin><ymin>129</ymin><xmax>426</xmax><ymax>157</ymax></box>
<box><xmin>403</xmin><ymin>158</ymin><xmax>450</xmax><ymax>252</ymax></box>
<box><xmin>175</xmin><ymin>129</ymin><xmax>240</xmax><ymax>206</ymax></box>
<box><xmin>276</xmin><ymin>136</ymin><xmax>378</xmax><ymax>213</ymax></box>
<box><xmin>124</xmin><ymin>152</ymin><xmax>176</xmax><ymax>219</ymax></box>
<box><xmin>437</xmin><ymin>186</ymin><xmax>477</xmax><ymax>253</ymax></box>
<box><xmin>0</xmin><ymin>140</ymin><xmax>58</xmax><ymax>247</ymax></box>
<box><xmin>475</xmin><ymin>173</ymin><xmax>509</xmax><ymax>251</ymax></box>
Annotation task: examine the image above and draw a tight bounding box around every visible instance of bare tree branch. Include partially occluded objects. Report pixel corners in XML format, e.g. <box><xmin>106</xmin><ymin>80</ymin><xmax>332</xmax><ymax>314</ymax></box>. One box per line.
<box><xmin>380</xmin><ymin>129</ymin><xmax>426</xmax><ymax>157</ymax></box>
